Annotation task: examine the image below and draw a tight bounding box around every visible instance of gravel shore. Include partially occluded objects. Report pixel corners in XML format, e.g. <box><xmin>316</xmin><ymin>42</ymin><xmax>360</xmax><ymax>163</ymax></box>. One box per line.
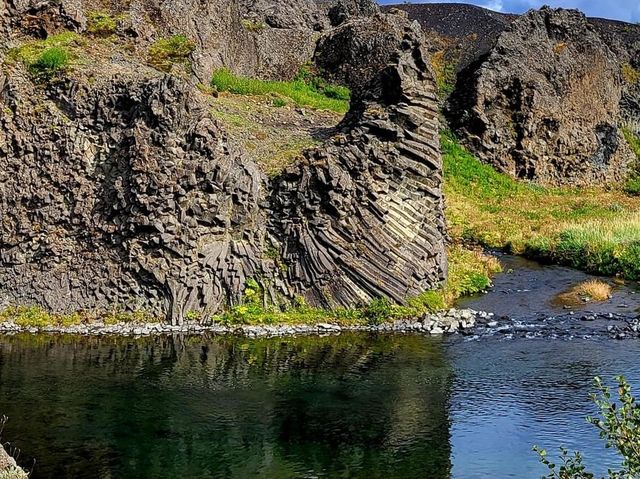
<box><xmin>0</xmin><ymin>309</ymin><xmax>493</xmax><ymax>338</ymax></box>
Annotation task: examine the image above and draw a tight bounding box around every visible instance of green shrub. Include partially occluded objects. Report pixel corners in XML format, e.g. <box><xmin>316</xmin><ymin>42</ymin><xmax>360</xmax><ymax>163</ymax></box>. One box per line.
<box><xmin>362</xmin><ymin>297</ymin><xmax>394</xmax><ymax>326</ymax></box>
<box><xmin>535</xmin><ymin>376</ymin><xmax>640</xmax><ymax>478</ymax></box>
<box><xmin>30</xmin><ymin>46</ymin><xmax>71</xmax><ymax>78</ymax></box>
<box><xmin>87</xmin><ymin>12</ymin><xmax>117</xmax><ymax>35</ymax></box>
<box><xmin>148</xmin><ymin>34</ymin><xmax>196</xmax><ymax>72</ymax></box>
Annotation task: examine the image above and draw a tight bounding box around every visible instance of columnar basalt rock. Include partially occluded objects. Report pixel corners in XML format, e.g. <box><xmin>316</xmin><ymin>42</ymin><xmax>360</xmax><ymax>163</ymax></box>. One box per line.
<box><xmin>446</xmin><ymin>7</ymin><xmax>635</xmax><ymax>186</ymax></box>
<box><xmin>0</xmin><ymin>69</ymin><xmax>275</xmax><ymax>322</ymax></box>
<box><xmin>0</xmin><ymin>7</ymin><xmax>446</xmax><ymax>322</ymax></box>
<box><xmin>270</xmin><ymin>12</ymin><xmax>447</xmax><ymax>307</ymax></box>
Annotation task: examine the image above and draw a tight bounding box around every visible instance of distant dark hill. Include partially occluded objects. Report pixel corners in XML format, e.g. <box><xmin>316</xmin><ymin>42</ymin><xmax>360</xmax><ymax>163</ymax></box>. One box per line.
<box><xmin>383</xmin><ymin>3</ymin><xmax>639</xmax><ymax>71</ymax></box>
<box><xmin>382</xmin><ymin>3</ymin><xmax>516</xmax><ymax>70</ymax></box>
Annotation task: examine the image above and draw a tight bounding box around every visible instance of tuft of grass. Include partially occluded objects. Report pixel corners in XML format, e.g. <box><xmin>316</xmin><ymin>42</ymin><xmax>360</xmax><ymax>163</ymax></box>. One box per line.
<box><xmin>32</xmin><ymin>47</ymin><xmax>71</xmax><ymax>77</ymax></box>
<box><xmin>87</xmin><ymin>12</ymin><xmax>117</xmax><ymax>36</ymax></box>
<box><xmin>7</xmin><ymin>32</ymin><xmax>80</xmax><ymax>79</ymax></box>
<box><xmin>444</xmin><ymin>131</ymin><xmax>640</xmax><ymax>279</ymax></box>
<box><xmin>622</xmin><ymin>63</ymin><xmax>640</xmax><ymax>85</ymax></box>
<box><xmin>530</xmin><ymin>215</ymin><xmax>640</xmax><ymax>279</ymax></box>
<box><xmin>442</xmin><ymin>246</ymin><xmax>502</xmax><ymax>303</ymax></box>
<box><xmin>574</xmin><ymin>280</ymin><xmax>612</xmax><ymax>301</ymax></box>
<box><xmin>623</xmin><ymin>127</ymin><xmax>640</xmax><ymax>195</ymax></box>
<box><xmin>148</xmin><ymin>34</ymin><xmax>195</xmax><ymax>73</ymax></box>
<box><xmin>0</xmin><ymin>305</ymin><xmax>82</xmax><ymax>328</ymax></box>
<box><xmin>430</xmin><ymin>50</ymin><xmax>457</xmax><ymax>98</ymax></box>
<box><xmin>211</xmin><ymin>68</ymin><xmax>349</xmax><ymax>113</ymax></box>
<box><xmin>242</xmin><ymin>19</ymin><xmax>266</xmax><ymax>32</ymax></box>
<box><xmin>0</xmin><ymin>305</ymin><xmax>159</xmax><ymax>328</ymax></box>
<box><xmin>271</xmin><ymin>97</ymin><xmax>287</xmax><ymax>107</ymax></box>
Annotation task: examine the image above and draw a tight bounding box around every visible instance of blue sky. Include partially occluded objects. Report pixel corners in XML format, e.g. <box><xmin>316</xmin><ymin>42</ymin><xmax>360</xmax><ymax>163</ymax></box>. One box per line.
<box><xmin>379</xmin><ymin>1</ymin><xmax>640</xmax><ymax>23</ymax></box>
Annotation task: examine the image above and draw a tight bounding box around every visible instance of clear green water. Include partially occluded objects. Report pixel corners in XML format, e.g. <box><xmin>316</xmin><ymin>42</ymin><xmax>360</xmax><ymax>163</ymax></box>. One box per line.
<box><xmin>0</xmin><ymin>333</ymin><xmax>636</xmax><ymax>478</ymax></box>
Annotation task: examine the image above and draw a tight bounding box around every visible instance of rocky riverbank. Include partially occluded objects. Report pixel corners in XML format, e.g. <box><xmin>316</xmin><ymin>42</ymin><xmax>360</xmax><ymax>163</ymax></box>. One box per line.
<box><xmin>0</xmin><ymin>309</ymin><xmax>490</xmax><ymax>338</ymax></box>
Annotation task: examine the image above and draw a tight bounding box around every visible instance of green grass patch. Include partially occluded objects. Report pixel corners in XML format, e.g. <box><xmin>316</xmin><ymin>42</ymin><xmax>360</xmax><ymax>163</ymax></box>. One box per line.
<box><xmin>444</xmin><ymin>131</ymin><xmax>640</xmax><ymax>279</ymax></box>
<box><xmin>0</xmin><ymin>305</ymin><xmax>82</xmax><ymax>328</ymax></box>
<box><xmin>32</xmin><ymin>47</ymin><xmax>70</xmax><ymax>77</ymax></box>
<box><xmin>431</xmin><ymin>51</ymin><xmax>457</xmax><ymax>98</ymax></box>
<box><xmin>148</xmin><ymin>34</ymin><xmax>195</xmax><ymax>73</ymax></box>
<box><xmin>623</xmin><ymin>127</ymin><xmax>640</xmax><ymax>195</ymax></box>
<box><xmin>7</xmin><ymin>32</ymin><xmax>80</xmax><ymax>79</ymax></box>
<box><xmin>87</xmin><ymin>12</ymin><xmax>118</xmax><ymax>35</ymax></box>
<box><xmin>211</xmin><ymin>68</ymin><xmax>350</xmax><ymax>113</ymax></box>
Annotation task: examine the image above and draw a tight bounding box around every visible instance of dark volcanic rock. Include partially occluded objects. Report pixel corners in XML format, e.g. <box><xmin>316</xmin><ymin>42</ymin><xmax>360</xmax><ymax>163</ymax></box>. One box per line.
<box><xmin>446</xmin><ymin>7</ymin><xmax>634</xmax><ymax>186</ymax></box>
<box><xmin>271</xmin><ymin>11</ymin><xmax>446</xmax><ymax>307</ymax></box>
<box><xmin>2</xmin><ymin>0</ymin><xmax>377</xmax><ymax>81</ymax></box>
<box><xmin>384</xmin><ymin>2</ymin><xmax>516</xmax><ymax>73</ymax></box>
<box><xmin>0</xmin><ymin>8</ymin><xmax>445</xmax><ymax>322</ymax></box>
<box><xmin>0</xmin><ymin>69</ymin><xmax>272</xmax><ymax>321</ymax></box>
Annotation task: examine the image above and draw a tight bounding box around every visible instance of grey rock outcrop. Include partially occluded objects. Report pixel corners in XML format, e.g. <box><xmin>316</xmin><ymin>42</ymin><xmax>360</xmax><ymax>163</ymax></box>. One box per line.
<box><xmin>446</xmin><ymin>7</ymin><xmax>634</xmax><ymax>186</ymax></box>
<box><xmin>0</xmin><ymin>8</ymin><xmax>445</xmax><ymax>322</ymax></box>
<box><xmin>2</xmin><ymin>0</ymin><xmax>378</xmax><ymax>81</ymax></box>
<box><xmin>272</xmin><ymin>11</ymin><xmax>446</xmax><ymax>307</ymax></box>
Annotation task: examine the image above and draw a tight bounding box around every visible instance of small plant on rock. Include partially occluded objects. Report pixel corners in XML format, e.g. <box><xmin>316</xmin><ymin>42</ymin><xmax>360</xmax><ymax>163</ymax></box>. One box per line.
<box><xmin>362</xmin><ymin>297</ymin><xmax>394</xmax><ymax>326</ymax></box>
<box><xmin>148</xmin><ymin>34</ymin><xmax>196</xmax><ymax>73</ymax></box>
<box><xmin>87</xmin><ymin>12</ymin><xmax>118</xmax><ymax>36</ymax></box>
<box><xmin>242</xmin><ymin>19</ymin><xmax>266</xmax><ymax>32</ymax></box>
<box><xmin>31</xmin><ymin>47</ymin><xmax>71</xmax><ymax>79</ymax></box>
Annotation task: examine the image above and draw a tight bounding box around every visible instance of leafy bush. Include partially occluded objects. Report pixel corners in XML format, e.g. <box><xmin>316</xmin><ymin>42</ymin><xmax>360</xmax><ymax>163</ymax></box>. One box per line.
<box><xmin>535</xmin><ymin>376</ymin><xmax>640</xmax><ymax>478</ymax></box>
<box><xmin>87</xmin><ymin>12</ymin><xmax>117</xmax><ymax>35</ymax></box>
<box><xmin>148</xmin><ymin>34</ymin><xmax>196</xmax><ymax>72</ymax></box>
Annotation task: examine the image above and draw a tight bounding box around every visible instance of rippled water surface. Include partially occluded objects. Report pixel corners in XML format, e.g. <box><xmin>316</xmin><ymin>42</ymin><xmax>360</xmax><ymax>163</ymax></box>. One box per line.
<box><xmin>0</xmin><ymin>333</ymin><xmax>637</xmax><ymax>478</ymax></box>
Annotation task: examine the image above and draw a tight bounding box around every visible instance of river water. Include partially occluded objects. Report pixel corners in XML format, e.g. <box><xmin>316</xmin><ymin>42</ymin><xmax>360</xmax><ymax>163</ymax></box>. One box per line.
<box><xmin>1</xmin><ymin>255</ymin><xmax>639</xmax><ymax>479</ymax></box>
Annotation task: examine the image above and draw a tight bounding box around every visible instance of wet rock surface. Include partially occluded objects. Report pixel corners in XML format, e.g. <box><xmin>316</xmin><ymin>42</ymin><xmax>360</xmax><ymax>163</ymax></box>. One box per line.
<box><xmin>0</xmin><ymin>8</ymin><xmax>446</xmax><ymax>322</ymax></box>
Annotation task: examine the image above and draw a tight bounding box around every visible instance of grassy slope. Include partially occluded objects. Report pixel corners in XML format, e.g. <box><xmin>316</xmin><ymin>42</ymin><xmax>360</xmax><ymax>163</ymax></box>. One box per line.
<box><xmin>211</xmin><ymin>68</ymin><xmax>350</xmax><ymax>114</ymax></box>
<box><xmin>443</xmin><ymin>132</ymin><xmax>640</xmax><ymax>280</ymax></box>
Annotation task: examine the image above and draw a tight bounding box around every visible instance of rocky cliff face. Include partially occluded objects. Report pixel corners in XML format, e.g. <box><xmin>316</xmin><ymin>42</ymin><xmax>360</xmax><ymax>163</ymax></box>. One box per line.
<box><xmin>390</xmin><ymin>3</ymin><xmax>640</xmax><ymax>186</ymax></box>
<box><xmin>446</xmin><ymin>7</ymin><xmax>634</xmax><ymax>186</ymax></box>
<box><xmin>272</xmin><ymin>12</ymin><xmax>446</xmax><ymax>307</ymax></box>
<box><xmin>0</xmin><ymin>5</ymin><xmax>446</xmax><ymax>322</ymax></box>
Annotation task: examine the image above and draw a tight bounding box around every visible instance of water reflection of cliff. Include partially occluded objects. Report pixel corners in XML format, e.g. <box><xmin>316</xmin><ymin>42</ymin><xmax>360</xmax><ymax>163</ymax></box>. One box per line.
<box><xmin>0</xmin><ymin>334</ymin><xmax>453</xmax><ymax>479</ymax></box>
